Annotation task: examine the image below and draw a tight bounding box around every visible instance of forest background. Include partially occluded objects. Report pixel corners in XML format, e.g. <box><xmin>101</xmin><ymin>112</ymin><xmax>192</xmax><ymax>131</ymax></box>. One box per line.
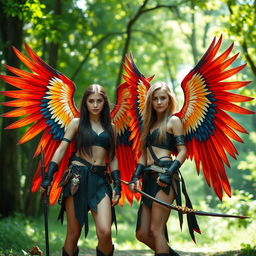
<box><xmin>0</xmin><ymin>0</ymin><xmax>255</xmax><ymax>255</ymax></box>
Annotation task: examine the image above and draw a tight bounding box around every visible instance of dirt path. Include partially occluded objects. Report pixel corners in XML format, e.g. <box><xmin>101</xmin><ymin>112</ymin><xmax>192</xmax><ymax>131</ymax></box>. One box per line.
<box><xmin>79</xmin><ymin>249</ymin><xmax>241</xmax><ymax>256</ymax></box>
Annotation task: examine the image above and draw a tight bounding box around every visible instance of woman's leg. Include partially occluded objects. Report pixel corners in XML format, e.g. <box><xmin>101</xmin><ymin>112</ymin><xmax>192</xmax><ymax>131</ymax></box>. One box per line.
<box><xmin>136</xmin><ymin>204</ymin><xmax>155</xmax><ymax>251</ymax></box>
<box><xmin>150</xmin><ymin>188</ymin><xmax>175</xmax><ymax>254</ymax></box>
<box><xmin>64</xmin><ymin>196</ymin><xmax>82</xmax><ymax>255</ymax></box>
<box><xmin>91</xmin><ymin>194</ymin><xmax>113</xmax><ymax>255</ymax></box>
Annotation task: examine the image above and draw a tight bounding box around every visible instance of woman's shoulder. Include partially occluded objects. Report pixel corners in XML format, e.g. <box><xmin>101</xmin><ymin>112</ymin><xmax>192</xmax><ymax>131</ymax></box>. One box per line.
<box><xmin>67</xmin><ymin>118</ymin><xmax>80</xmax><ymax>130</ymax></box>
<box><xmin>167</xmin><ymin>115</ymin><xmax>181</xmax><ymax>123</ymax></box>
<box><xmin>167</xmin><ymin>115</ymin><xmax>182</xmax><ymax>129</ymax></box>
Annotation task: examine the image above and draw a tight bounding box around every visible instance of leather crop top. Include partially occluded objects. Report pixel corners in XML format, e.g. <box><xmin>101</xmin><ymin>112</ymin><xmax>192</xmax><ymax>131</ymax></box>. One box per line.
<box><xmin>146</xmin><ymin>128</ymin><xmax>177</xmax><ymax>151</ymax></box>
<box><xmin>91</xmin><ymin>129</ymin><xmax>111</xmax><ymax>150</ymax></box>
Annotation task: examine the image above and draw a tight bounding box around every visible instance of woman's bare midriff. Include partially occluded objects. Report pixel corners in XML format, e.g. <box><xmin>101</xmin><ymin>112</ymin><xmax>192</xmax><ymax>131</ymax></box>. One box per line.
<box><xmin>73</xmin><ymin>145</ymin><xmax>108</xmax><ymax>166</ymax></box>
<box><xmin>146</xmin><ymin>146</ymin><xmax>174</xmax><ymax>165</ymax></box>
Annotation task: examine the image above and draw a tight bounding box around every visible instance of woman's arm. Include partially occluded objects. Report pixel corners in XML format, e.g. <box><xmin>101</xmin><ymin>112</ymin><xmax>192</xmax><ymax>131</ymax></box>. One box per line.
<box><xmin>128</xmin><ymin>152</ymin><xmax>147</xmax><ymax>192</ymax></box>
<box><xmin>51</xmin><ymin>118</ymin><xmax>79</xmax><ymax>164</ymax></box>
<box><xmin>157</xmin><ymin>116</ymin><xmax>187</xmax><ymax>187</ymax></box>
<box><xmin>40</xmin><ymin>118</ymin><xmax>79</xmax><ymax>193</ymax></box>
<box><xmin>109</xmin><ymin>124</ymin><xmax>121</xmax><ymax>206</ymax></box>
<box><xmin>168</xmin><ymin>115</ymin><xmax>187</xmax><ymax>164</ymax></box>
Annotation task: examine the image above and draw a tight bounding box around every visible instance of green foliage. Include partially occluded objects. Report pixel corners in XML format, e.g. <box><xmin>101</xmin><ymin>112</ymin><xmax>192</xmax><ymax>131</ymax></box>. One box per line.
<box><xmin>240</xmin><ymin>243</ymin><xmax>256</xmax><ymax>256</ymax></box>
<box><xmin>238</xmin><ymin>132</ymin><xmax>256</xmax><ymax>191</ymax></box>
<box><xmin>2</xmin><ymin>0</ymin><xmax>45</xmax><ymax>22</ymax></box>
<box><xmin>1</xmin><ymin>1</ymin><xmax>255</xmax><ymax>253</ymax></box>
<box><xmin>215</xmin><ymin>190</ymin><xmax>256</xmax><ymax>228</ymax></box>
<box><xmin>0</xmin><ymin>214</ymin><xmax>37</xmax><ymax>254</ymax></box>
<box><xmin>224</xmin><ymin>0</ymin><xmax>256</xmax><ymax>42</ymax></box>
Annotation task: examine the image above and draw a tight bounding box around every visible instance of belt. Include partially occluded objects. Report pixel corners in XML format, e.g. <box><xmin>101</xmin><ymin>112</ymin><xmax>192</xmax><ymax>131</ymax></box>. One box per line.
<box><xmin>144</xmin><ymin>164</ymin><xmax>168</xmax><ymax>173</ymax></box>
<box><xmin>70</xmin><ymin>155</ymin><xmax>107</xmax><ymax>176</ymax></box>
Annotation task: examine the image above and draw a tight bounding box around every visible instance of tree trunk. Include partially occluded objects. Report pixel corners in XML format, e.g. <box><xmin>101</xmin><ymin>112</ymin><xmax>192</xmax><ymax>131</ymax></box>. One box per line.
<box><xmin>21</xmin><ymin>140</ymin><xmax>41</xmax><ymax>217</ymax></box>
<box><xmin>0</xmin><ymin>2</ymin><xmax>23</xmax><ymax>217</ymax></box>
<box><xmin>48</xmin><ymin>0</ymin><xmax>62</xmax><ymax>68</ymax></box>
<box><xmin>190</xmin><ymin>2</ymin><xmax>198</xmax><ymax>65</ymax></box>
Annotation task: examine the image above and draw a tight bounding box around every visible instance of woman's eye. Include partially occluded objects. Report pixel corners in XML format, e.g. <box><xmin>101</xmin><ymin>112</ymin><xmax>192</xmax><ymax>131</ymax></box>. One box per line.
<box><xmin>161</xmin><ymin>96</ymin><xmax>167</xmax><ymax>101</ymax></box>
<box><xmin>88</xmin><ymin>100</ymin><xmax>94</xmax><ymax>104</ymax></box>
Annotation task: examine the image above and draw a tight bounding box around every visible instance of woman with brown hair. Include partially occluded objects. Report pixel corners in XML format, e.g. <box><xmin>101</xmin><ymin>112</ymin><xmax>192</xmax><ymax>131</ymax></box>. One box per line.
<box><xmin>129</xmin><ymin>81</ymin><xmax>186</xmax><ymax>256</ymax></box>
<box><xmin>41</xmin><ymin>84</ymin><xmax>121</xmax><ymax>256</ymax></box>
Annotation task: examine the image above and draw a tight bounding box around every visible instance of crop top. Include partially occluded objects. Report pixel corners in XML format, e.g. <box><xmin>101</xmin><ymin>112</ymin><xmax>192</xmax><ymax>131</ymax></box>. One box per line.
<box><xmin>91</xmin><ymin>129</ymin><xmax>111</xmax><ymax>150</ymax></box>
<box><xmin>146</xmin><ymin>128</ymin><xmax>177</xmax><ymax>151</ymax></box>
<box><xmin>63</xmin><ymin>129</ymin><xmax>111</xmax><ymax>150</ymax></box>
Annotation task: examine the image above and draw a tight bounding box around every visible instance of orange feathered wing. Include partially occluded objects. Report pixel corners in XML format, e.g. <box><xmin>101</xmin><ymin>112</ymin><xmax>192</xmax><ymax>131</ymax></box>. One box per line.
<box><xmin>122</xmin><ymin>37</ymin><xmax>254</xmax><ymax>202</ymax></box>
<box><xmin>111</xmin><ymin>54</ymin><xmax>154</xmax><ymax>205</ymax></box>
<box><xmin>175</xmin><ymin>35</ymin><xmax>254</xmax><ymax>200</ymax></box>
<box><xmin>0</xmin><ymin>44</ymin><xmax>147</xmax><ymax>206</ymax></box>
<box><xmin>123</xmin><ymin>54</ymin><xmax>154</xmax><ymax>160</ymax></box>
<box><xmin>110</xmin><ymin>82</ymin><xmax>140</xmax><ymax>205</ymax></box>
<box><xmin>0</xmin><ymin>44</ymin><xmax>79</xmax><ymax>205</ymax></box>
<box><xmin>113</xmin><ymin>54</ymin><xmax>155</xmax><ymax>204</ymax></box>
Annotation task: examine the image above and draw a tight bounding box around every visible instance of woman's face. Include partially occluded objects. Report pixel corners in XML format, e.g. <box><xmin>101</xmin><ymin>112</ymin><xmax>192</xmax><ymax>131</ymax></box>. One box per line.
<box><xmin>86</xmin><ymin>92</ymin><xmax>105</xmax><ymax>116</ymax></box>
<box><xmin>152</xmin><ymin>88</ymin><xmax>170</xmax><ymax>113</ymax></box>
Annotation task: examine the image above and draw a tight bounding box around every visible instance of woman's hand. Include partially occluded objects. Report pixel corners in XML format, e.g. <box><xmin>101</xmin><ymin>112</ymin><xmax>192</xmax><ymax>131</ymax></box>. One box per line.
<box><xmin>40</xmin><ymin>185</ymin><xmax>51</xmax><ymax>196</ymax></box>
<box><xmin>156</xmin><ymin>177</ymin><xmax>168</xmax><ymax>187</ymax></box>
<box><xmin>128</xmin><ymin>180</ymin><xmax>140</xmax><ymax>193</ymax></box>
<box><xmin>40</xmin><ymin>161</ymin><xmax>59</xmax><ymax>196</ymax></box>
<box><xmin>112</xmin><ymin>190</ymin><xmax>121</xmax><ymax>206</ymax></box>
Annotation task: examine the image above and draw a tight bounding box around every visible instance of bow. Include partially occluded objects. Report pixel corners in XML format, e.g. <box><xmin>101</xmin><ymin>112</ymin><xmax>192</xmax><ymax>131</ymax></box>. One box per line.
<box><xmin>120</xmin><ymin>179</ymin><xmax>249</xmax><ymax>219</ymax></box>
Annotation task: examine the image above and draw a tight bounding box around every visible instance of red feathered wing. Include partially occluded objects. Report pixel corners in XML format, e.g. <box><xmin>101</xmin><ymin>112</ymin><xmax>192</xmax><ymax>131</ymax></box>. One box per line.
<box><xmin>113</xmin><ymin>54</ymin><xmax>154</xmax><ymax>204</ymax></box>
<box><xmin>123</xmin><ymin>54</ymin><xmax>154</xmax><ymax>160</ymax></box>
<box><xmin>110</xmin><ymin>82</ymin><xmax>139</xmax><ymax>205</ymax></box>
<box><xmin>0</xmin><ymin>44</ymin><xmax>79</xmax><ymax>205</ymax></box>
<box><xmin>176</xmin><ymin>35</ymin><xmax>254</xmax><ymax>200</ymax></box>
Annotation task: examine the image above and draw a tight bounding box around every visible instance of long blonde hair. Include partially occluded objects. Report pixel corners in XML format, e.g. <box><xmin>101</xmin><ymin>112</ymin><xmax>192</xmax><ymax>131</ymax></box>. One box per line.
<box><xmin>140</xmin><ymin>81</ymin><xmax>178</xmax><ymax>152</ymax></box>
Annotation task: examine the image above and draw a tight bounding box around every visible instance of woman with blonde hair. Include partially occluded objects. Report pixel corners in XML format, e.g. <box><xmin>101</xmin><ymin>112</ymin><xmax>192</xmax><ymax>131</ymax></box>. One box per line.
<box><xmin>129</xmin><ymin>81</ymin><xmax>186</xmax><ymax>256</ymax></box>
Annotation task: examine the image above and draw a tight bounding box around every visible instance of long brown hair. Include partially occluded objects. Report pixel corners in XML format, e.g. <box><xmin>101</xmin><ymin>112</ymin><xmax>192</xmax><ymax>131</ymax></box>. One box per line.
<box><xmin>76</xmin><ymin>84</ymin><xmax>115</xmax><ymax>160</ymax></box>
<box><xmin>140</xmin><ymin>81</ymin><xmax>178</xmax><ymax>152</ymax></box>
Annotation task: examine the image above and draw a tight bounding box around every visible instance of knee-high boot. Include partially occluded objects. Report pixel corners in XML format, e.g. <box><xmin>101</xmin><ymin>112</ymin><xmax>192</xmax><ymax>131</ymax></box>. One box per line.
<box><xmin>108</xmin><ymin>245</ymin><xmax>114</xmax><ymax>256</ymax></box>
<box><xmin>62</xmin><ymin>248</ymin><xmax>69</xmax><ymax>256</ymax></box>
<box><xmin>96</xmin><ymin>245</ymin><xmax>114</xmax><ymax>256</ymax></box>
<box><xmin>73</xmin><ymin>247</ymin><xmax>79</xmax><ymax>256</ymax></box>
<box><xmin>62</xmin><ymin>247</ymin><xmax>79</xmax><ymax>256</ymax></box>
<box><xmin>96</xmin><ymin>247</ymin><xmax>105</xmax><ymax>256</ymax></box>
<box><xmin>169</xmin><ymin>247</ymin><xmax>180</xmax><ymax>256</ymax></box>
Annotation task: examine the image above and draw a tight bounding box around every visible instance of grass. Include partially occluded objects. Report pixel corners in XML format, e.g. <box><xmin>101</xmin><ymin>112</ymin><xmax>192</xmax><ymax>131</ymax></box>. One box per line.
<box><xmin>0</xmin><ymin>202</ymin><xmax>256</xmax><ymax>256</ymax></box>
<box><xmin>0</xmin><ymin>174</ymin><xmax>256</xmax><ymax>256</ymax></box>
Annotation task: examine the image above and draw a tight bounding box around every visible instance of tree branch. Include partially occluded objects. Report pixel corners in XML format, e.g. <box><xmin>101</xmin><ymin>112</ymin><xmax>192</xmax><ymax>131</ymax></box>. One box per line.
<box><xmin>116</xmin><ymin>1</ymin><xmax>181</xmax><ymax>86</ymax></box>
<box><xmin>71</xmin><ymin>31</ymin><xmax>126</xmax><ymax>81</ymax></box>
<box><xmin>242</xmin><ymin>40</ymin><xmax>256</xmax><ymax>76</ymax></box>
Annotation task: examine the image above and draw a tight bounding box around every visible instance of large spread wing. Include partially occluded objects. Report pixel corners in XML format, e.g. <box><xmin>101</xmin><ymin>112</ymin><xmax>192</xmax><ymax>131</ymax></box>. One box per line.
<box><xmin>0</xmin><ymin>44</ymin><xmax>79</xmax><ymax>205</ymax></box>
<box><xmin>111</xmin><ymin>54</ymin><xmax>154</xmax><ymax>205</ymax></box>
<box><xmin>111</xmin><ymin>82</ymin><xmax>140</xmax><ymax>205</ymax></box>
<box><xmin>123</xmin><ymin>54</ymin><xmax>154</xmax><ymax>160</ymax></box>
<box><xmin>175</xmin><ymin>35</ymin><xmax>254</xmax><ymax>200</ymax></box>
